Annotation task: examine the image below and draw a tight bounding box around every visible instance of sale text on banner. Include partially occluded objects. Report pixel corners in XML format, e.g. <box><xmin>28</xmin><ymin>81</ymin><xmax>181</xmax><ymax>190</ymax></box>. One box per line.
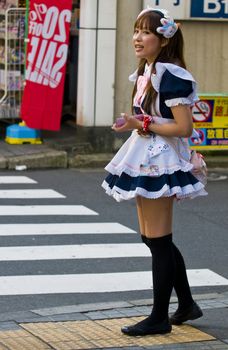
<box><xmin>189</xmin><ymin>95</ymin><xmax>228</xmax><ymax>150</ymax></box>
<box><xmin>21</xmin><ymin>0</ymin><xmax>72</xmax><ymax>131</ymax></box>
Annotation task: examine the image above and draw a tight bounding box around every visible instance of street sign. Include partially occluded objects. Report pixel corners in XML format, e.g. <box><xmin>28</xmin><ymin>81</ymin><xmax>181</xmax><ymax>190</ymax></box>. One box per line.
<box><xmin>143</xmin><ymin>0</ymin><xmax>228</xmax><ymax>20</ymax></box>
<box><xmin>143</xmin><ymin>0</ymin><xmax>187</xmax><ymax>19</ymax></box>
<box><xmin>189</xmin><ymin>95</ymin><xmax>228</xmax><ymax>150</ymax></box>
<box><xmin>192</xmin><ymin>100</ymin><xmax>213</xmax><ymax>123</ymax></box>
<box><xmin>191</xmin><ymin>0</ymin><xmax>228</xmax><ymax>19</ymax></box>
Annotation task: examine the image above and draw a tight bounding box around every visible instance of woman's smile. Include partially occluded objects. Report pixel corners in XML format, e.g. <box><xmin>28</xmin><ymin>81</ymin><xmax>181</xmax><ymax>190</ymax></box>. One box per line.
<box><xmin>133</xmin><ymin>28</ymin><xmax>162</xmax><ymax>63</ymax></box>
<box><xmin>135</xmin><ymin>44</ymin><xmax>144</xmax><ymax>52</ymax></box>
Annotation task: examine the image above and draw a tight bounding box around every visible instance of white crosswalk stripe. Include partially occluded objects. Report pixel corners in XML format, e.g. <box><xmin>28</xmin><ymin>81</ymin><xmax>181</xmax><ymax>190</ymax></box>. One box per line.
<box><xmin>0</xmin><ymin>205</ymin><xmax>98</xmax><ymax>215</ymax></box>
<box><xmin>0</xmin><ymin>243</ymin><xmax>149</xmax><ymax>261</ymax></box>
<box><xmin>0</xmin><ymin>175</ymin><xmax>227</xmax><ymax>299</ymax></box>
<box><xmin>0</xmin><ymin>189</ymin><xmax>65</xmax><ymax>198</ymax></box>
<box><xmin>0</xmin><ymin>223</ymin><xmax>136</xmax><ymax>236</ymax></box>
<box><xmin>0</xmin><ymin>270</ymin><xmax>227</xmax><ymax>296</ymax></box>
<box><xmin>0</xmin><ymin>176</ymin><xmax>37</xmax><ymax>184</ymax></box>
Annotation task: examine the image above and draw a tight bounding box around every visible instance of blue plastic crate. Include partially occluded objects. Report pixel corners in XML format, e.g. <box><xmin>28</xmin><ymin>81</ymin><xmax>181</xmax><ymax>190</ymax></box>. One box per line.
<box><xmin>5</xmin><ymin>122</ymin><xmax>42</xmax><ymax>144</ymax></box>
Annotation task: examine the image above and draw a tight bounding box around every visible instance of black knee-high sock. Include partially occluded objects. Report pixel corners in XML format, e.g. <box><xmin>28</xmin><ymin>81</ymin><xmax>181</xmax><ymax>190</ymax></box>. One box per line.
<box><xmin>143</xmin><ymin>234</ymin><xmax>175</xmax><ymax>323</ymax></box>
<box><xmin>172</xmin><ymin>242</ymin><xmax>194</xmax><ymax>310</ymax></box>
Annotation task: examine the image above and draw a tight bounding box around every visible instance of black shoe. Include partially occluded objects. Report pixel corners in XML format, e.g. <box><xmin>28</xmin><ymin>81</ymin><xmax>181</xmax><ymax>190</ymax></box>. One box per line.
<box><xmin>170</xmin><ymin>302</ymin><xmax>203</xmax><ymax>325</ymax></box>
<box><xmin>121</xmin><ymin>317</ymin><xmax>172</xmax><ymax>336</ymax></box>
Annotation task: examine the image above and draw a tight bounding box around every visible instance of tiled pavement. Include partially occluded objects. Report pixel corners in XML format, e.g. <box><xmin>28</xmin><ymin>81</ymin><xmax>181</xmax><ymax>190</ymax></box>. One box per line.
<box><xmin>0</xmin><ymin>292</ymin><xmax>227</xmax><ymax>350</ymax></box>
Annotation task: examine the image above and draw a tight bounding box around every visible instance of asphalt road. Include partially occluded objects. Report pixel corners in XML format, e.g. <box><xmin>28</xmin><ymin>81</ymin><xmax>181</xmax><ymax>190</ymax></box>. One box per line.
<box><xmin>0</xmin><ymin>168</ymin><xmax>227</xmax><ymax>314</ymax></box>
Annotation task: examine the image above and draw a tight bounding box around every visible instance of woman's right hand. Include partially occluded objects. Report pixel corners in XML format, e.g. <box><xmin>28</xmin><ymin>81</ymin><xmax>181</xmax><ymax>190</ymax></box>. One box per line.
<box><xmin>112</xmin><ymin>113</ymin><xmax>143</xmax><ymax>132</ymax></box>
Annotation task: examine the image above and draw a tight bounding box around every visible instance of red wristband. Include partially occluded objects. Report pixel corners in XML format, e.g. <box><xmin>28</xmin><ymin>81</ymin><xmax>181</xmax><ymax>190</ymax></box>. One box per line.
<box><xmin>142</xmin><ymin>115</ymin><xmax>153</xmax><ymax>132</ymax></box>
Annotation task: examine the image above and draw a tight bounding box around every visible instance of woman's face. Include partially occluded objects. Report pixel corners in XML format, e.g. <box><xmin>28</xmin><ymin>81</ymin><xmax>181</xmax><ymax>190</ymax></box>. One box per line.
<box><xmin>132</xmin><ymin>26</ymin><xmax>162</xmax><ymax>64</ymax></box>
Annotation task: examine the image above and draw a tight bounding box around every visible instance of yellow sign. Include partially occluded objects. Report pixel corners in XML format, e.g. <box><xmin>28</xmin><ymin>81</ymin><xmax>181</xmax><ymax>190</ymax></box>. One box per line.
<box><xmin>189</xmin><ymin>95</ymin><xmax>228</xmax><ymax>150</ymax></box>
<box><xmin>213</xmin><ymin>97</ymin><xmax>228</xmax><ymax>127</ymax></box>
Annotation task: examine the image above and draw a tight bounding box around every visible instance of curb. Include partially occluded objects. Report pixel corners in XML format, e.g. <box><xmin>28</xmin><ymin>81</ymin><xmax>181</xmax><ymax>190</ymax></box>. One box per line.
<box><xmin>204</xmin><ymin>156</ymin><xmax>228</xmax><ymax>168</ymax></box>
<box><xmin>8</xmin><ymin>150</ymin><xmax>68</xmax><ymax>170</ymax></box>
<box><xmin>0</xmin><ymin>150</ymin><xmax>68</xmax><ymax>170</ymax></box>
<box><xmin>0</xmin><ymin>156</ymin><xmax>7</xmax><ymax>169</ymax></box>
<box><xmin>0</xmin><ymin>150</ymin><xmax>227</xmax><ymax>170</ymax></box>
<box><xmin>68</xmin><ymin>153</ymin><xmax>113</xmax><ymax>168</ymax></box>
<box><xmin>0</xmin><ymin>292</ymin><xmax>227</xmax><ymax>324</ymax></box>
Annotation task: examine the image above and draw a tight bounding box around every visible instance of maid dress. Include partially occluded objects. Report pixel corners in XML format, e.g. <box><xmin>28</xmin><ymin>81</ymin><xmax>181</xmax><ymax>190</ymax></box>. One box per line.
<box><xmin>102</xmin><ymin>62</ymin><xmax>208</xmax><ymax>202</ymax></box>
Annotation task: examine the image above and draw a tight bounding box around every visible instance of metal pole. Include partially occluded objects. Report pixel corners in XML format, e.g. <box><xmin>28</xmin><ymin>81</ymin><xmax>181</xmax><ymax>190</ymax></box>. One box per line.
<box><xmin>24</xmin><ymin>0</ymin><xmax>29</xmax><ymax>75</ymax></box>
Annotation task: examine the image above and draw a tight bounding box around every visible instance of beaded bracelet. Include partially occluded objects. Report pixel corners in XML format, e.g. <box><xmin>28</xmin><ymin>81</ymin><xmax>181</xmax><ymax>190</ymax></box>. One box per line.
<box><xmin>142</xmin><ymin>115</ymin><xmax>153</xmax><ymax>132</ymax></box>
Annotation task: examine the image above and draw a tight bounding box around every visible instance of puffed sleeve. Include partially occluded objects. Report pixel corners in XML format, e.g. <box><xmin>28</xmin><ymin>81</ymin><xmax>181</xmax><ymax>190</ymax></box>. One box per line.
<box><xmin>151</xmin><ymin>62</ymin><xmax>199</xmax><ymax>107</ymax></box>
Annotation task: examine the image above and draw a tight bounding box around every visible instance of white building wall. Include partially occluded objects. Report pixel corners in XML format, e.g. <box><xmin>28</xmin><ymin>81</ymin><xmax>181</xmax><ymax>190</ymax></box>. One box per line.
<box><xmin>114</xmin><ymin>0</ymin><xmax>142</xmax><ymax>119</ymax></box>
<box><xmin>77</xmin><ymin>0</ymin><xmax>117</xmax><ymax>126</ymax></box>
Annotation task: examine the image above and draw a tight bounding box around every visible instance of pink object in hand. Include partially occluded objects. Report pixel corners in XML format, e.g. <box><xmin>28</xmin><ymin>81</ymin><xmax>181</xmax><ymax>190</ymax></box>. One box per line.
<box><xmin>115</xmin><ymin>114</ymin><xmax>144</xmax><ymax>127</ymax></box>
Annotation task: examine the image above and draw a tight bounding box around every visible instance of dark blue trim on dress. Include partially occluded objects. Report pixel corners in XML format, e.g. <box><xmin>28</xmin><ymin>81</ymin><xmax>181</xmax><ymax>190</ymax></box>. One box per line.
<box><xmin>159</xmin><ymin>70</ymin><xmax>194</xmax><ymax>120</ymax></box>
<box><xmin>160</xmin><ymin>70</ymin><xmax>193</xmax><ymax>100</ymax></box>
<box><xmin>133</xmin><ymin>69</ymin><xmax>194</xmax><ymax>120</ymax></box>
<box><xmin>105</xmin><ymin>170</ymin><xmax>199</xmax><ymax>193</ymax></box>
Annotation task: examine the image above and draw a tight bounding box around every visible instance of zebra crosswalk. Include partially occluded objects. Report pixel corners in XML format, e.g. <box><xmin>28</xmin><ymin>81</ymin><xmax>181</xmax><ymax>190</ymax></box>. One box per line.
<box><xmin>0</xmin><ymin>223</ymin><xmax>135</xmax><ymax>235</ymax></box>
<box><xmin>0</xmin><ymin>174</ymin><xmax>227</xmax><ymax>299</ymax></box>
<box><xmin>0</xmin><ymin>243</ymin><xmax>150</xmax><ymax>261</ymax></box>
<box><xmin>0</xmin><ymin>269</ymin><xmax>227</xmax><ymax>296</ymax></box>
<box><xmin>0</xmin><ymin>205</ymin><xmax>98</xmax><ymax>215</ymax></box>
<box><xmin>0</xmin><ymin>189</ymin><xmax>65</xmax><ymax>198</ymax></box>
<box><xmin>0</xmin><ymin>176</ymin><xmax>37</xmax><ymax>184</ymax></box>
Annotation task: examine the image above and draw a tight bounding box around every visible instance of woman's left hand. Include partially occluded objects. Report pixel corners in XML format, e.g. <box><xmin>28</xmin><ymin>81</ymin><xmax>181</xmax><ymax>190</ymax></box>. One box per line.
<box><xmin>112</xmin><ymin>113</ymin><xmax>142</xmax><ymax>132</ymax></box>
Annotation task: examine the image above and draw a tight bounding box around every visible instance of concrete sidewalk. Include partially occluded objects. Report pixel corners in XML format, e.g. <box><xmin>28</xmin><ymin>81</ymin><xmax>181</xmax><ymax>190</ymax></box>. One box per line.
<box><xmin>0</xmin><ymin>122</ymin><xmax>115</xmax><ymax>170</ymax></box>
<box><xmin>0</xmin><ymin>122</ymin><xmax>228</xmax><ymax>170</ymax></box>
<box><xmin>0</xmin><ymin>292</ymin><xmax>228</xmax><ymax>349</ymax></box>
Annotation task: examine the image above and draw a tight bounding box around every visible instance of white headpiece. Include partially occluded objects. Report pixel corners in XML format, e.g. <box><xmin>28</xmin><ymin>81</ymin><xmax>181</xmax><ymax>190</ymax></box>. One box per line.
<box><xmin>137</xmin><ymin>7</ymin><xmax>178</xmax><ymax>39</ymax></box>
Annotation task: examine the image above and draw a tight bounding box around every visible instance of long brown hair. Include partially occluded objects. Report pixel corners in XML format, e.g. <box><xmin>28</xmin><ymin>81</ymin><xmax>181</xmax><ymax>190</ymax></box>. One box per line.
<box><xmin>132</xmin><ymin>11</ymin><xmax>186</xmax><ymax>114</ymax></box>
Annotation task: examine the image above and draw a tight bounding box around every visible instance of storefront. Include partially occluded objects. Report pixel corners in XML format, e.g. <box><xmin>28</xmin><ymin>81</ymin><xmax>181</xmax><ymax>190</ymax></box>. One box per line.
<box><xmin>0</xmin><ymin>0</ymin><xmax>81</xmax><ymax>125</ymax></box>
<box><xmin>0</xmin><ymin>0</ymin><xmax>227</xmax><ymax>150</ymax></box>
<box><xmin>62</xmin><ymin>0</ymin><xmax>80</xmax><ymax>122</ymax></box>
<box><xmin>0</xmin><ymin>0</ymin><xmax>117</xmax><ymax>129</ymax></box>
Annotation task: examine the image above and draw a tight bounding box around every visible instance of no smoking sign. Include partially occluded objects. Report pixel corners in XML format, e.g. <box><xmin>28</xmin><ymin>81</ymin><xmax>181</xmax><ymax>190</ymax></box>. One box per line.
<box><xmin>192</xmin><ymin>100</ymin><xmax>213</xmax><ymax>122</ymax></box>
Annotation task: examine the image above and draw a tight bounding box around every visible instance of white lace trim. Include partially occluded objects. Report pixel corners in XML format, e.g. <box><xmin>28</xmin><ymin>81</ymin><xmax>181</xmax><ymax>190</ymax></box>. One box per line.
<box><xmin>102</xmin><ymin>180</ymin><xmax>207</xmax><ymax>203</ymax></box>
<box><xmin>105</xmin><ymin>162</ymin><xmax>193</xmax><ymax>178</ymax></box>
<box><xmin>165</xmin><ymin>97</ymin><xmax>198</xmax><ymax>107</ymax></box>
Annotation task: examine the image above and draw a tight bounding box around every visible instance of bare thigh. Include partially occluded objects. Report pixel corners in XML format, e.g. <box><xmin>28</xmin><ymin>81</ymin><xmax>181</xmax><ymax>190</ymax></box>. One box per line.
<box><xmin>136</xmin><ymin>196</ymin><xmax>145</xmax><ymax>235</ymax></box>
<box><xmin>140</xmin><ymin>196</ymin><xmax>174</xmax><ymax>238</ymax></box>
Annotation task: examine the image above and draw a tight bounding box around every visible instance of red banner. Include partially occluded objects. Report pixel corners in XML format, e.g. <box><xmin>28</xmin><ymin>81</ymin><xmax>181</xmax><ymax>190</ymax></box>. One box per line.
<box><xmin>21</xmin><ymin>0</ymin><xmax>72</xmax><ymax>131</ymax></box>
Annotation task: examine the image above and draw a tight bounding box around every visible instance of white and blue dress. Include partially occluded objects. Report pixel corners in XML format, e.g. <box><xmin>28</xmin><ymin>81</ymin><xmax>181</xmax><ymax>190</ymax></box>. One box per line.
<box><xmin>102</xmin><ymin>62</ymin><xmax>207</xmax><ymax>202</ymax></box>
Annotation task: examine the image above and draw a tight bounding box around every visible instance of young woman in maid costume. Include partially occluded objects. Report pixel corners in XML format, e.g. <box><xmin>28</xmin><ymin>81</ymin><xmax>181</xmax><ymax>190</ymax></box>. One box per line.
<box><xmin>102</xmin><ymin>8</ymin><xmax>207</xmax><ymax>336</ymax></box>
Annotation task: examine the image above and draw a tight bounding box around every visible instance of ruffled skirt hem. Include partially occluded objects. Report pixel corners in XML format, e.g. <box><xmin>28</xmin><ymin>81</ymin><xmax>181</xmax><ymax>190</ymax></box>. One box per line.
<box><xmin>105</xmin><ymin>162</ymin><xmax>193</xmax><ymax>178</ymax></box>
<box><xmin>102</xmin><ymin>170</ymin><xmax>207</xmax><ymax>202</ymax></box>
